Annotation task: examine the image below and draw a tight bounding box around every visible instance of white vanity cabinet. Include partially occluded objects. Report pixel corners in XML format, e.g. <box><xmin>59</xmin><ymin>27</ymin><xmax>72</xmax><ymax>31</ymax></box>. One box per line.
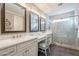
<box><xmin>16</xmin><ymin>39</ymin><xmax>38</xmax><ymax>56</ymax></box>
<box><xmin>0</xmin><ymin>38</ymin><xmax>38</xmax><ymax>56</ymax></box>
<box><xmin>0</xmin><ymin>46</ymin><xmax>16</xmax><ymax>56</ymax></box>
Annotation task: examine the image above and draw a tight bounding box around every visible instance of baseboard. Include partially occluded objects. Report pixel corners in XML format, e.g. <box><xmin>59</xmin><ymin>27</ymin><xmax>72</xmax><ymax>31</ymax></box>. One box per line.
<box><xmin>54</xmin><ymin>42</ymin><xmax>79</xmax><ymax>51</ymax></box>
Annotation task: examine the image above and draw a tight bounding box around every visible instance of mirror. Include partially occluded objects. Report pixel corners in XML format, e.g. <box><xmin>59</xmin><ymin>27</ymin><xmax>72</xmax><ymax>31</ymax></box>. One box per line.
<box><xmin>29</xmin><ymin>12</ymin><xmax>39</xmax><ymax>32</ymax></box>
<box><xmin>1</xmin><ymin>3</ymin><xmax>26</xmax><ymax>33</ymax></box>
<box><xmin>40</xmin><ymin>17</ymin><xmax>46</xmax><ymax>31</ymax></box>
<box><xmin>45</xmin><ymin>19</ymin><xmax>51</xmax><ymax>30</ymax></box>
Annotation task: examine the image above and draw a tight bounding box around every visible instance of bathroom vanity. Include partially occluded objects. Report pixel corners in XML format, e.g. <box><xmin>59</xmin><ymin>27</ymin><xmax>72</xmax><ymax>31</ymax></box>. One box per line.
<box><xmin>0</xmin><ymin>31</ymin><xmax>52</xmax><ymax>56</ymax></box>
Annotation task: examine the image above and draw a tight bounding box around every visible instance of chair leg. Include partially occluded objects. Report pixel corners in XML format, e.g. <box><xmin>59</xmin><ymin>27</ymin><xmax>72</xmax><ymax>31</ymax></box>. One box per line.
<box><xmin>45</xmin><ymin>49</ymin><xmax>47</xmax><ymax>56</ymax></box>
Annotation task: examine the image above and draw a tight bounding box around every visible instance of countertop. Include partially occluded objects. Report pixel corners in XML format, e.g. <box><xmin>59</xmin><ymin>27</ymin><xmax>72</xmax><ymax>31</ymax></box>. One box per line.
<box><xmin>0</xmin><ymin>36</ymin><xmax>37</xmax><ymax>50</ymax></box>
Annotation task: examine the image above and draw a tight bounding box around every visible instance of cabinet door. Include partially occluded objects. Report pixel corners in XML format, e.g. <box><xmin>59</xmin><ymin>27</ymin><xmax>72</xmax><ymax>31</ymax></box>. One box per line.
<box><xmin>27</xmin><ymin>42</ymin><xmax>38</xmax><ymax>56</ymax></box>
<box><xmin>16</xmin><ymin>39</ymin><xmax>38</xmax><ymax>56</ymax></box>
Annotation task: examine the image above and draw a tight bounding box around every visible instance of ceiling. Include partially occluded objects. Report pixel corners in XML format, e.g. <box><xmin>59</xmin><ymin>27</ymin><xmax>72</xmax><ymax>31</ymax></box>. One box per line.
<box><xmin>34</xmin><ymin>3</ymin><xmax>79</xmax><ymax>16</ymax></box>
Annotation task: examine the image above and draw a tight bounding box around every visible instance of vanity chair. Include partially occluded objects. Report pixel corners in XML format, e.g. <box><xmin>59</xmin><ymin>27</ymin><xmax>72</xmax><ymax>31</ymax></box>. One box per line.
<box><xmin>38</xmin><ymin>36</ymin><xmax>51</xmax><ymax>56</ymax></box>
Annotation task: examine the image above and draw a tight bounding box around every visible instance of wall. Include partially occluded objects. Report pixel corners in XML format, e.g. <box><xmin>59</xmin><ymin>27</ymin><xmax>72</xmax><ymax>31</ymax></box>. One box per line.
<box><xmin>0</xmin><ymin>3</ymin><xmax>48</xmax><ymax>40</ymax></box>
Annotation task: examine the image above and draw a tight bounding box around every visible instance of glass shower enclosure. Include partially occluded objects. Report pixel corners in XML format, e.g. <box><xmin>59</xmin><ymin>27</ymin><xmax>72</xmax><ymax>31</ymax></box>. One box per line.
<box><xmin>52</xmin><ymin>16</ymin><xmax>79</xmax><ymax>49</ymax></box>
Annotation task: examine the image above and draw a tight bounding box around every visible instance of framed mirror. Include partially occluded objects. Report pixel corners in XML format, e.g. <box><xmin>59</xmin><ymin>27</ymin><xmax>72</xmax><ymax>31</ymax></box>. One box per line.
<box><xmin>40</xmin><ymin>17</ymin><xmax>46</xmax><ymax>31</ymax></box>
<box><xmin>29</xmin><ymin>12</ymin><xmax>39</xmax><ymax>32</ymax></box>
<box><xmin>1</xmin><ymin>3</ymin><xmax>26</xmax><ymax>33</ymax></box>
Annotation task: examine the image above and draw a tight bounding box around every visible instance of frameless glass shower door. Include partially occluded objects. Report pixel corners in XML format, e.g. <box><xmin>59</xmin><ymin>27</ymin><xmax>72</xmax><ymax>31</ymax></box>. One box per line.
<box><xmin>52</xmin><ymin>16</ymin><xmax>78</xmax><ymax>48</ymax></box>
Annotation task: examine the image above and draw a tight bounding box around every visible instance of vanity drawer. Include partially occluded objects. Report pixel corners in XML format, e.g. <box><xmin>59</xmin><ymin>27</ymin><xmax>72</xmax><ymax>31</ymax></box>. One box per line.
<box><xmin>0</xmin><ymin>46</ymin><xmax>16</xmax><ymax>56</ymax></box>
<box><xmin>17</xmin><ymin>39</ymin><xmax>37</xmax><ymax>52</ymax></box>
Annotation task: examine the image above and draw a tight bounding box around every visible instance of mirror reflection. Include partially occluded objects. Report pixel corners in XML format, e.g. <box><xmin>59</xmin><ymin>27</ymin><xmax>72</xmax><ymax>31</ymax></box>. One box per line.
<box><xmin>30</xmin><ymin>12</ymin><xmax>39</xmax><ymax>32</ymax></box>
<box><xmin>40</xmin><ymin>18</ymin><xmax>46</xmax><ymax>31</ymax></box>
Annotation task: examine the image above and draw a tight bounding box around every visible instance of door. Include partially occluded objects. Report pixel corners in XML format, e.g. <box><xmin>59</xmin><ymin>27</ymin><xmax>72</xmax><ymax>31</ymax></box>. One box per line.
<box><xmin>52</xmin><ymin>17</ymin><xmax>77</xmax><ymax>48</ymax></box>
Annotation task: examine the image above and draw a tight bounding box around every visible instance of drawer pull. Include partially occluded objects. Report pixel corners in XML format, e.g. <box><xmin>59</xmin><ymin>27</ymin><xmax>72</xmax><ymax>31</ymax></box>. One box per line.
<box><xmin>2</xmin><ymin>50</ymin><xmax>14</xmax><ymax>56</ymax></box>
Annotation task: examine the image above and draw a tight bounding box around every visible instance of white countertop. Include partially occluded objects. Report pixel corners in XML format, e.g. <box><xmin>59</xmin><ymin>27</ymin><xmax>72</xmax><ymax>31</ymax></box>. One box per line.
<box><xmin>0</xmin><ymin>36</ymin><xmax>37</xmax><ymax>50</ymax></box>
<box><xmin>0</xmin><ymin>31</ymin><xmax>52</xmax><ymax>50</ymax></box>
